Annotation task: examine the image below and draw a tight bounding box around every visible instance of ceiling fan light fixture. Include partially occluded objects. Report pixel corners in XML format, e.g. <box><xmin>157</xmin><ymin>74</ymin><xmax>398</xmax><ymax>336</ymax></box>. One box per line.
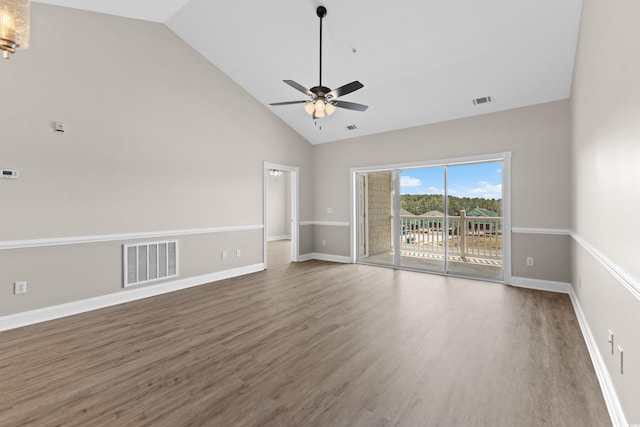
<box><xmin>0</xmin><ymin>0</ymin><xmax>30</xmax><ymax>59</ymax></box>
<box><xmin>325</xmin><ymin>102</ymin><xmax>336</xmax><ymax>115</ymax></box>
<box><xmin>304</xmin><ymin>102</ymin><xmax>315</xmax><ymax>115</ymax></box>
<box><xmin>269</xmin><ymin>6</ymin><xmax>368</xmax><ymax>119</ymax></box>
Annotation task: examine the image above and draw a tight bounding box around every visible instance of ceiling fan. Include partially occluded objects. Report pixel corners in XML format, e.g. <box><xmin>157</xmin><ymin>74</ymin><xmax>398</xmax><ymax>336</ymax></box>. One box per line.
<box><xmin>270</xmin><ymin>6</ymin><xmax>368</xmax><ymax>120</ymax></box>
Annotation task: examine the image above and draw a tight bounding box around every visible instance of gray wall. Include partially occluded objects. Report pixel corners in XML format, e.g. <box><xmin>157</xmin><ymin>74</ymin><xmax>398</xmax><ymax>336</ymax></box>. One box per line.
<box><xmin>0</xmin><ymin>4</ymin><xmax>313</xmax><ymax>315</ymax></box>
<box><xmin>312</xmin><ymin>100</ymin><xmax>572</xmax><ymax>283</ymax></box>
<box><xmin>571</xmin><ymin>0</ymin><xmax>640</xmax><ymax>422</ymax></box>
<box><xmin>267</xmin><ymin>172</ymin><xmax>291</xmax><ymax>239</ymax></box>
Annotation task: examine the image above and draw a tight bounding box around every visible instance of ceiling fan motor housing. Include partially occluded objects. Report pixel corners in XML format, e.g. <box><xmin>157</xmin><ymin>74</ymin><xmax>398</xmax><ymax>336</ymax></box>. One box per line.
<box><xmin>311</xmin><ymin>86</ymin><xmax>332</xmax><ymax>98</ymax></box>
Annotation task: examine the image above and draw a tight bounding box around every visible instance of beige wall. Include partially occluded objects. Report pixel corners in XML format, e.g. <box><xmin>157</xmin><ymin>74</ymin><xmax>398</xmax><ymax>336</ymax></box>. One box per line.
<box><xmin>0</xmin><ymin>4</ymin><xmax>313</xmax><ymax>315</ymax></box>
<box><xmin>312</xmin><ymin>101</ymin><xmax>572</xmax><ymax>282</ymax></box>
<box><xmin>511</xmin><ymin>234</ymin><xmax>571</xmax><ymax>283</ymax></box>
<box><xmin>312</xmin><ymin>225</ymin><xmax>350</xmax><ymax>257</ymax></box>
<box><xmin>571</xmin><ymin>0</ymin><xmax>640</xmax><ymax>422</ymax></box>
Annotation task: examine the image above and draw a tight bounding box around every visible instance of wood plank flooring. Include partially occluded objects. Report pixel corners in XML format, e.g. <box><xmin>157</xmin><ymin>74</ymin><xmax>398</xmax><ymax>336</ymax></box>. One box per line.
<box><xmin>0</xmin><ymin>241</ymin><xmax>610</xmax><ymax>426</ymax></box>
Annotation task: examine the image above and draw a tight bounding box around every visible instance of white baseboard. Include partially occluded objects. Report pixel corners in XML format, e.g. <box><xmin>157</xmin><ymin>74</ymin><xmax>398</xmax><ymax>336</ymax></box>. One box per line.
<box><xmin>510</xmin><ymin>276</ymin><xmax>572</xmax><ymax>294</ymax></box>
<box><xmin>505</xmin><ymin>276</ymin><xmax>627</xmax><ymax>426</ymax></box>
<box><xmin>311</xmin><ymin>253</ymin><xmax>352</xmax><ymax>263</ymax></box>
<box><xmin>298</xmin><ymin>253</ymin><xmax>351</xmax><ymax>264</ymax></box>
<box><xmin>267</xmin><ymin>235</ymin><xmax>291</xmax><ymax>242</ymax></box>
<box><xmin>0</xmin><ymin>264</ymin><xmax>265</xmax><ymax>332</ymax></box>
<box><xmin>569</xmin><ymin>290</ymin><xmax>628</xmax><ymax>427</ymax></box>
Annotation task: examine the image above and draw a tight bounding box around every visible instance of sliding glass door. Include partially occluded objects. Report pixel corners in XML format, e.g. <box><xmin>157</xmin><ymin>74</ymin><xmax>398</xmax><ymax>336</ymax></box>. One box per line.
<box><xmin>446</xmin><ymin>162</ymin><xmax>503</xmax><ymax>280</ymax></box>
<box><xmin>399</xmin><ymin>167</ymin><xmax>446</xmax><ymax>273</ymax></box>
<box><xmin>355</xmin><ymin>158</ymin><xmax>505</xmax><ymax>281</ymax></box>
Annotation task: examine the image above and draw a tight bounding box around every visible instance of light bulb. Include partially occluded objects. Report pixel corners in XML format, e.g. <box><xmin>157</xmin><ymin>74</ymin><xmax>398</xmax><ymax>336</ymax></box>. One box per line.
<box><xmin>314</xmin><ymin>99</ymin><xmax>325</xmax><ymax>112</ymax></box>
<box><xmin>304</xmin><ymin>102</ymin><xmax>315</xmax><ymax>115</ymax></box>
<box><xmin>0</xmin><ymin>0</ymin><xmax>30</xmax><ymax>59</ymax></box>
<box><xmin>0</xmin><ymin>9</ymin><xmax>16</xmax><ymax>43</ymax></box>
<box><xmin>325</xmin><ymin>103</ymin><xmax>336</xmax><ymax>115</ymax></box>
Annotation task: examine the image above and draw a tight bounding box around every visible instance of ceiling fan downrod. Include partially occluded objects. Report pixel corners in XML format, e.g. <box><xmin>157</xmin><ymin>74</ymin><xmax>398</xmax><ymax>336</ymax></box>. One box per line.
<box><xmin>317</xmin><ymin>6</ymin><xmax>326</xmax><ymax>88</ymax></box>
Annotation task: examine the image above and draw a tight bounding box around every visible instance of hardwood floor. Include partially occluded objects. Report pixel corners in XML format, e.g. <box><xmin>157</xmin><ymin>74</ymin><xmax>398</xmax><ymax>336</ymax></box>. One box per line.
<box><xmin>0</xmin><ymin>241</ymin><xmax>610</xmax><ymax>426</ymax></box>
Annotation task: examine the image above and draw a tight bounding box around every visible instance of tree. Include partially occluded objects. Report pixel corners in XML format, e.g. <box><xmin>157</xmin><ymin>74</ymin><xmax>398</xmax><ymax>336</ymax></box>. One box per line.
<box><xmin>401</xmin><ymin>194</ymin><xmax>502</xmax><ymax>216</ymax></box>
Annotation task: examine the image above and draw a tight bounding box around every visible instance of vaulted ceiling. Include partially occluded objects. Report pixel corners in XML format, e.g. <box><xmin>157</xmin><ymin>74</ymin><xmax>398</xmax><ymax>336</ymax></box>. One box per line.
<box><xmin>34</xmin><ymin>0</ymin><xmax>583</xmax><ymax>144</ymax></box>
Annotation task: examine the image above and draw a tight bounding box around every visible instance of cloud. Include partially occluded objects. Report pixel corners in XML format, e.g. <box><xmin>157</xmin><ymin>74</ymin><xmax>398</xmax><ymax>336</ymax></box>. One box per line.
<box><xmin>453</xmin><ymin>181</ymin><xmax>502</xmax><ymax>198</ymax></box>
<box><xmin>466</xmin><ymin>181</ymin><xmax>502</xmax><ymax>198</ymax></box>
<box><xmin>428</xmin><ymin>186</ymin><xmax>445</xmax><ymax>194</ymax></box>
<box><xmin>400</xmin><ymin>176</ymin><xmax>422</xmax><ymax>187</ymax></box>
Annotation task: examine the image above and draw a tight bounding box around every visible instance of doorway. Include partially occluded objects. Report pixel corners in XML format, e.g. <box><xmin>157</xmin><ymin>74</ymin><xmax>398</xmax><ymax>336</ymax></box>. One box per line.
<box><xmin>263</xmin><ymin>162</ymin><xmax>299</xmax><ymax>269</ymax></box>
<box><xmin>352</xmin><ymin>153</ymin><xmax>511</xmax><ymax>282</ymax></box>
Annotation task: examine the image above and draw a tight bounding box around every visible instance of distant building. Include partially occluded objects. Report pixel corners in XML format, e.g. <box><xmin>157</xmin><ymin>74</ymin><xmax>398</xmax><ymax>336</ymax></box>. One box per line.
<box><xmin>464</xmin><ymin>207</ymin><xmax>501</xmax><ymax>232</ymax></box>
<box><xmin>466</xmin><ymin>207</ymin><xmax>500</xmax><ymax>217</ymax></box>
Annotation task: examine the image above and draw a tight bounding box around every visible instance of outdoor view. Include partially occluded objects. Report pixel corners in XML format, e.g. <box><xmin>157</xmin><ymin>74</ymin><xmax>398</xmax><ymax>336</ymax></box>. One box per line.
<box><xmin>400</xmin><ymin>162</ymin><xmax>502</xmax><ymax>215</ymax></box>
<box><xmin>400</xmin><ymin>162</ymin><xmax>503</xmax><ymax>278</ymax></box>
<box><xmin>357</xmin><ymin>161</ymin><xmax>504</xmax><ymax>280</ymax></box>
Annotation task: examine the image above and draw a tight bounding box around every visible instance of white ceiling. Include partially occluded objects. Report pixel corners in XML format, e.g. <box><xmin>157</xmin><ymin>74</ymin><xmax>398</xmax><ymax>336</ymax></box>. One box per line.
<box><xmin>33</xmin><ymin>0</ymin><xmax>191</xmax><ymax>22</ymax></box>
<box><xmin>34</xmin><ymin>0</ymin><xmax>583</xmax><ymax>144</ymax></box>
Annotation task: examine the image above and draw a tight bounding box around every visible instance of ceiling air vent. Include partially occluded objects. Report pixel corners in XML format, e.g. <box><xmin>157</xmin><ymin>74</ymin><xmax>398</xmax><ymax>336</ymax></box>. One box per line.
<box><xmin>346</xmin><ymin>124</ymin><xmax>358</xmax><ymax>131</ymax></box>
<box><xmin>473</xmin><ymin>96</ymin><xmax>492</xmax><ymax>105</ymax></box>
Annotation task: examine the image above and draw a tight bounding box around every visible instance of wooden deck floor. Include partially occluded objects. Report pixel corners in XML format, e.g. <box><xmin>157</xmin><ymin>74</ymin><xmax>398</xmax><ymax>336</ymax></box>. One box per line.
<box><xmin>0</xmin><ymin>241</ymin><xmax>610</xmax><ymax>426</ymax></box>
<box><xmin>361</xmin><ymin>250</ymin><xmax>503</xmax><ymax>280</ymax></box>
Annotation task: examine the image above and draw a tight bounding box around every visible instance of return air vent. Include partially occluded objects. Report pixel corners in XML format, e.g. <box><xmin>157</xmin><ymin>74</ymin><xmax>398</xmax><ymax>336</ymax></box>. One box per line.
<box><xmin>472</xmin><ymin>96</ymin><xmax>492</xmax><ymax>105</ymax></box>
<box><xmin>346</xmin><ymin>124</ymin><xmax>358</xmax><ymax>131</ymax></box>
<box><xmin>123</xmin><ymin>240</ymin><xmax>178</xmax><ymax>287</ymax></box>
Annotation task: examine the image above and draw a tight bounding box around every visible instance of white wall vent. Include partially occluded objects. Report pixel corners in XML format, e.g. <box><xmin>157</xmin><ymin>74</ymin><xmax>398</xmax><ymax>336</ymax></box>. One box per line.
<box><xmin>472</xmin><ymin>96</ymin><xmax>492</xmax><ymax>105</ymax></box>
<box><xmin>123</xmin><ymin>240</ymin><xmax>178</xmax><ymax>287</ymax></box>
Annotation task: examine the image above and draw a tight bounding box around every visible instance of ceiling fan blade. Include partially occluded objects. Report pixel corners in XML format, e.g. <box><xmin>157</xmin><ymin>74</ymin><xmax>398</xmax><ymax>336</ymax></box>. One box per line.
<box><xmin>333</xmin><ymin>100</ymin><xmax>368</xmax><ymax>112</ymax></box>
<box><xmin>270</xmin><ymin>101</ymin><xmax>309</xmax><ymax>106</ymax></box>
<box><xmin>327</xmin><ymin>81</ymin><xmax>364</xmax><ymax>99</ymax></box>
<box><xmin>283</xmin><ymin>80</ymin><xmax>313</xmax><ymax>97</ymax></box>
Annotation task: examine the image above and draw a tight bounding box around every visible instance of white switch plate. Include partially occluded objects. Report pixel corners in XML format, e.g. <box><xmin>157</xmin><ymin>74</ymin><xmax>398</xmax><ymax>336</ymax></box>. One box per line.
<box><xmin>618</xmin><ymin>345</ymin><xmax>624</xmax><ymax>374</ymax></box>
<box><xmin>526</xmin><ymin>257</ymin><xmax>534</xmax><ymax>266</ymax></box>
<box><xmin>608</xmin><ymin>330</ymin><xmax>614</xmax><ymax>354</ymax></box>
<box><xmin>14</xmin><ymin>281</ymin><xmax>27</xmax><ymax>295</ymax></box>
<box><xmin>222</xmin><ymin>251</ymin><xmax>228</xmax><ymax>260</ymax></box>
<box><xmin>236</xmin><ymin>249</ymin><xmax>241</xmax><ymax>257</ymax></box>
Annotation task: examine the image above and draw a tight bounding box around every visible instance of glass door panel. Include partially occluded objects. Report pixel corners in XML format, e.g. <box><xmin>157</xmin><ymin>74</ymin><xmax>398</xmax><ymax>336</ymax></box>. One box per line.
<box><xmin>446</xmin><ymin>162</ymin><xmax>504</xmax><ymax>280</ymax></box>
<box><xmin>356</xmin><ymin>171</ymin><xmax>395</xmax><ymax>267</ymax></box>
<box><xmin>399</xmin><ymin>167</ymin><xmax>446</xmax><ymax>273</ymax></box>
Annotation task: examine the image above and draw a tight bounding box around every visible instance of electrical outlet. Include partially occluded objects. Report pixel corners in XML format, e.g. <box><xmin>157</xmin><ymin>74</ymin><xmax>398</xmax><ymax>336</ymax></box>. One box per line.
<box><xmin>526</xmin><ymin>257</ymin><xmax>534</xmax><ymax>266</ymax></box>
<box><xmin>608</xmin><ymin>330</ymin><xmax>614</xmax><ymax>354</ymax></box>
<box><xmin>617</xmin><ymin>345</ymin><xmax>624</xmax><ymax>374</ymax></box>
<box><xmin>236</xmin><ymin>249</ymin><xmax>241</xmax><ymax>257</ymax></box>
<box><xmin>222</xmin><ymin>251</ymin><xmax>228</xmax><ymax>260</ymax></box>
<box><xmin>322</xmin><ymin>240</ymin><xmax>326</xmax><ymax>246</ymax></box>
<box><xmin>14</xmin><ymin>281</ymin><xmax>27</xmax><ymax>295</ymax></box>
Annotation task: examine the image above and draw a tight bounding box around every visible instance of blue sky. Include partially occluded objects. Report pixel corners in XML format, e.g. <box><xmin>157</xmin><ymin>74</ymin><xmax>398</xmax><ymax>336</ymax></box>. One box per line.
<box><xmin>400</xmin><ymin>161</ymin><xmax>502</xmax><ymax>199</ymax></box>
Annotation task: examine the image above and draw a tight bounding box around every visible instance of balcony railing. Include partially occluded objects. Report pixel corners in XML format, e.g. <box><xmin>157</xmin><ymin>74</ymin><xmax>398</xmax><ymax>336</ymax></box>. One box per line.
<box><xmin>400</xmin><ymin>210</ymin><xmax>502</xmax><ymax>262</ymax></box>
